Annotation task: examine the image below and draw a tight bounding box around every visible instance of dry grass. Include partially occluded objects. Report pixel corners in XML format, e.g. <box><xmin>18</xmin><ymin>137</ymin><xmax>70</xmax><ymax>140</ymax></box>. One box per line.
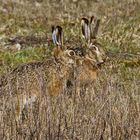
<box><xmin>0</xmin><ymin>0</ymin><xmax>140</xmax><ymax>139</ymax></box>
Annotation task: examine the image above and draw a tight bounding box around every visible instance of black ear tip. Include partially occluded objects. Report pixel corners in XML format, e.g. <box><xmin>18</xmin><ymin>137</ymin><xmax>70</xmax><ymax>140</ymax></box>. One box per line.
<box><xmin>81</xmin><ymin>17</ymin><xmax>85</xmax><ymax>20</ymax></box>
<box><xmin>52</xmin><ymin>25</ymin><xmax>55</xmax><ymax>32</ymax></box>
<box><xmin>81</xmin><ymin>17</ymin><xmax>89</xmax><ymax>24</ymax></box>
<box><xmin>56</xmin><ymin>26</ymin><xmax>62</xmax><ymax>31</ymax></box>
<box><xmin>81</xmin><ymin>17</ymin><xmax>86</xmax><ymax>20</ymax></box>
<box><xmin>90</xmin><ymin>16</ymin><xmax>94</xmax><ymax>22</ymax></box>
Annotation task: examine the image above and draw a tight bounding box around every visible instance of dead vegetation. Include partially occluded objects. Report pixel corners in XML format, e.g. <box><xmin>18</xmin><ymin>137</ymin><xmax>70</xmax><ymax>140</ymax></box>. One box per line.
<box><xmin>0</xmin><ymin>0</ymin><xmax>140</xmax><ymax>140</ymax></box>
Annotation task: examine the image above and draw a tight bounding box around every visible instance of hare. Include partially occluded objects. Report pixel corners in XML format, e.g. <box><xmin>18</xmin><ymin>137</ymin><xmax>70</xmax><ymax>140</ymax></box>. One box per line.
<box><xmin>68</xmin><ymin>16</ymin><xmax>107</xmax><ymax>95</ymax></box>
<box><xmin>0</xmin><ymin>26</ymin><xmax>77</xmax><ymax>121</ymax></box>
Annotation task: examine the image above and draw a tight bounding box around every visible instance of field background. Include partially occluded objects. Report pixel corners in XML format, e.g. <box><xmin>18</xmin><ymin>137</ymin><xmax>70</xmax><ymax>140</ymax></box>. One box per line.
<box><xmin>0</xmin><ymin>0</ymin><xmax>140</xmax><ymax>139</ymax></box>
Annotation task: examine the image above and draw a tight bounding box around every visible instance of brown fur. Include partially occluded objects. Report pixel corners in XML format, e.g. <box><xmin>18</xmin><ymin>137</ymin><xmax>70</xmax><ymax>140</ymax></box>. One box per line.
<box><xmin>1</xmin><ymin>50</ymin><xmax>76</xmax><ymax>121</ymax></box>
<box><xmin>77</xmin><ymin>60</ymin><xmax>97</xmax><ymax>82</ymax></box>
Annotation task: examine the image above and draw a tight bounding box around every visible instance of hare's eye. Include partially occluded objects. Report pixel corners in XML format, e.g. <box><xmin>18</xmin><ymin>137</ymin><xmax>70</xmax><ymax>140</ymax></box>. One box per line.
<box><xmin>92</xmin><ymin>46</ymin><xmax>97</xmax><ymax>51</ymax></box>
<box><xmin>66</xmin><ymin>50</ymin><xmax>75</xmax><ymax>56</ymax></box>
<box><xmin>69</xmin><ymin>51</ymin><xmax>75</xmax><ymax>56</ymax></box>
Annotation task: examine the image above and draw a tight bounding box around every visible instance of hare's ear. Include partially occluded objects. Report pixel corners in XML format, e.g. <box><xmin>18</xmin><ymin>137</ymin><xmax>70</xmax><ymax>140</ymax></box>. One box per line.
<box><xmin>90</xmin><ymin>16</ymin><xmax>100</xmax><ymax>39</ymax></box>
<box><xmin>81</xmin><ymin>18</ymin><xmax>91</xmax><ymax>42</ymax></box>
<box><xmin>52</xmin><ymin>25</ymin><xmax>63</xmax><ymax>48</ymax></box>
<box><xmin>52</xmin><ymin>26</ymin><xmax>57</xmax><ymax>44</ymax></box>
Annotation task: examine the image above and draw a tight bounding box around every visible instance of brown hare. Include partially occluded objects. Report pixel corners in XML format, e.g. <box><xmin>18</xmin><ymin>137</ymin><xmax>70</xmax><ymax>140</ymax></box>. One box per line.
<box><xmin>0</xmin><ymin>26</ymin><xmax>77</xmax><ymax>121</ymax></box>
<box><xmin>69</xmin><ymin>16</ymin><xmax>107</xmax><ymax>95</ymax></box>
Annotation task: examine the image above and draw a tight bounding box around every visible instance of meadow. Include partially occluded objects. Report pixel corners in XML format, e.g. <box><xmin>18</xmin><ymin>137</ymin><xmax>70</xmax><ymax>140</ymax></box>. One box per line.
<box><xmin>0</xmin><ymin>0</ymin><xmax>140</xmax><ymax>139</ymax></box>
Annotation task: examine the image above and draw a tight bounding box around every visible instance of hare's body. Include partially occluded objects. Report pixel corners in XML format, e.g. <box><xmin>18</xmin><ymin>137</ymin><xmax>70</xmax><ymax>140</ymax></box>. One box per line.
<box><xmin>1</xmin><ymin>58</ymin><xmax>74</xmax><ymax>121</ymax></box>
<box><xmin>76</xmin><ymin>59</ymin><xmax>97</xmax><ymax>83</ymax></box>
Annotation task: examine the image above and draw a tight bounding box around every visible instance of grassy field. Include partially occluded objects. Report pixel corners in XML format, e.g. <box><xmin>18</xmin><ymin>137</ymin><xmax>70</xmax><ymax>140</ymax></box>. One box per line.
<box><xmin>0</xmin><ymin>0</ymin><xmax>140</xmax><ymax>139</ymax></box>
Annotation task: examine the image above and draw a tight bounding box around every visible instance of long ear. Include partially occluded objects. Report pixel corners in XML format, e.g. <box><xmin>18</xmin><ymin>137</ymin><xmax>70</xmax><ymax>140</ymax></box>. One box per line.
<box><xmin>81</xmin><ymin>18</ymin><xmax>91</xmax><ymax>42</ymax></box>
<box><xmin>90</xmin><ymin>16</ymin><xmax>100</xmax><ymax>39</ymax></box>
<box><xmin>52</xmin><ymin>25</ymin><xmax>63</xmax><ymax>48</ymax></box>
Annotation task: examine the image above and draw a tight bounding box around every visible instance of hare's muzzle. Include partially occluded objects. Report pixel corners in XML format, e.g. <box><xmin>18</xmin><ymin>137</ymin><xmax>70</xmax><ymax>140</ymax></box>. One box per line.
<box><xmin>96</xmin><ymin>60</ymin><xmax>105</xmax><ymax>67</ymax></box>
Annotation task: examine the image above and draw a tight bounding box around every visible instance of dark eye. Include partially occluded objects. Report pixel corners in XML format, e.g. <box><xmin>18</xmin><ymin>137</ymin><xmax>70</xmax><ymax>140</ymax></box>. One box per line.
<box><xmin>69</xmin><ymin>50</ymin><xmax>75</xmax><ymax>56</ymax></box>
<box><xmin>93</xmin><ymin>46</ymin><xmax>97</xmax><ymax>51</ymax></box>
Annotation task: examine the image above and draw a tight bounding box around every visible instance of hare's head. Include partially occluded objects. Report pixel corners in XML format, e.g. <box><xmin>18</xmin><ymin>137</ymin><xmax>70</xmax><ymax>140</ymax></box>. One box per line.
<box><xmin>81</xmin><ymin>16</ymin><xmax>106</xmax><ymax>66</ymax></box>
<box><xmin>52</xmin><ymin>26</ymin><xmax>76</xmax><ymax>65</ymax></box>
